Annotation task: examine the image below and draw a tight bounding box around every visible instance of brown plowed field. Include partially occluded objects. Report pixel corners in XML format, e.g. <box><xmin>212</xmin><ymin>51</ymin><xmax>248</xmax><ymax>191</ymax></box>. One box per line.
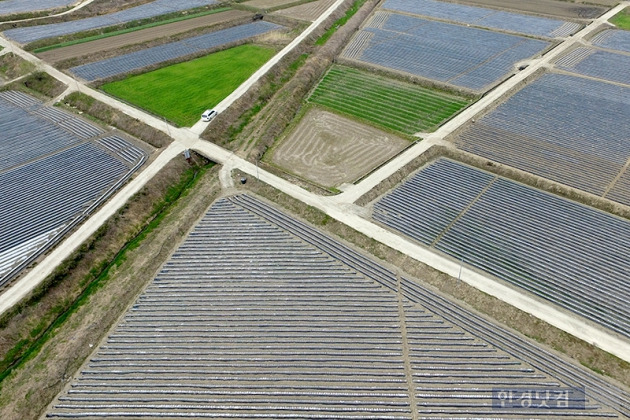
<box><xmin>243</xmin><ymin>0</ymin><xmax>306</xmax><ymax>9</ymax></box>
<box><xmin>271</xmin><ymin>108</ymin><xmax>408</xmax><ymax>188</ymax></box>
<box><xmin>273</xmin><ymin>0</ymin><xmax>336</xmax><ymax>21</ymax></box>
<box><xmin>37</xmin><ymin>9</ymin><xmax>252</xmax><ymax>64</ymax></box>
<box><xmin>458</xmin><ymin>0</ymin><xmax>607</xmax><ymax>19</ymax></box>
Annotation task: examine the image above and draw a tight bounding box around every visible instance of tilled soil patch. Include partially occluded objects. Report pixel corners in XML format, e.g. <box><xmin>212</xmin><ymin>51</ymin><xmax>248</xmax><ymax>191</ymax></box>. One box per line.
<box><xmin>457</xmin><ymin>0</ymin><xmax>607</xmax><ymax>19</ymax></box>
<box><xmin>37</xmin><ymin>9</ymin><xmax>252</xmax><ymax>64</ymax></box>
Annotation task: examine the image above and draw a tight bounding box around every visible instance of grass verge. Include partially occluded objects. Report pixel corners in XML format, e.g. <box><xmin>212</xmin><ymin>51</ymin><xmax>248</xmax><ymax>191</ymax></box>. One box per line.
<box><xmin>0</xmin><ymin>155</ymin><xmax>220</xmax><ymax>420</ymax></box>
<box><xmin>32</xmin><ymin>8</ymin><xmax>232</xmax><ymax>54</ymax></box>
<box><xmin>315</xmin><ymin>0</ymin><xmax>367</xmax><ymax>45</ymax></box>
<box><xmin>0</xmin><ymin>53</ymin><xmax>35</xmax><ymax>80</ymax></box>
<box><xmin>102</xmin><ymin>44</ymin><xmax>276</xmax><ymax>127</ymax></box>
<box><xmin>2</xmin><ymin>71</ymin><xmax>67</xmax><ymax>98</ymax></box>
<box><xmin>611</xmin><ymin>6</ymin><xmax>630</xmax><ymax>30</ymax></box>
<box><xmin>63</xmin><ymin>92</ymin><xmax>171</xmax><ymax>148</ymax></box>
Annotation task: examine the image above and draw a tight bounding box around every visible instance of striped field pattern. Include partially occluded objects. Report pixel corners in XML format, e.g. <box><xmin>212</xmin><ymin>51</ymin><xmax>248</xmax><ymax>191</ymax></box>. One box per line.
<box><xmin>46</xmin><ymin>194</ymin><xmax>629</xmax><ymax>418</ymax></box>
<box><xmin>453</xmin><ymin>73</ymin><xmax>630</xmax><ymax>205</ymax></box>
<box><xmin>0</xmin><ymin>91</ymin><xmax>147</xmax><ymax>287</ymax></box>
<box><xmin>373</xmin><ymin>158</ymin><xmax>630</xmax><ymax>340</ymax></box>
<box><xmin>0</xmin><ymin>0</ymin><xmax>75</xmax><ymax>15</ymax></box>
<box><xmin>556</xmin><ymin>46</ymin><xmax>630</xmax><ymax>85</ymax></box>
<box><xmin>341</xmin><ymin>12</ymin><xmax>550</xmax><ymax>92</ymax></box>
<box><xmin>4</xmin><ymin>0</ymin><xmax>216</xmax><ymax>44</ymax></box>
<box><xmin>381</xmin><ymin>0</ymin><xmax>581</xmax><ymax>38</ymax></box>
<box><xmin>71</xmin><ymin>21</ymin><xmax>283</xmax><ymax>82</ymax></box>
<box><xmin>308</xmin><ymin>66</ymin><xmax>470</xmax><ymax>135</ymax></box>
<box><xmin>591</xmin><ymin>29</ymin><xmax>630</xmax><ymax>53</ymax></box>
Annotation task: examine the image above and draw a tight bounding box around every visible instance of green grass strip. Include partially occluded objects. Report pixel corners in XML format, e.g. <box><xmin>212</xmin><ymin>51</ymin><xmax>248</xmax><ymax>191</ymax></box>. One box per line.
<box><xmin>0</xmin><ymin>163</ymin><xmax>213</xmax><ymax>384</ymax></box>
<box><xmin>316</xmin><ymin>0</ymin><xmax>367</xmax><ymax>46</ymax></box>
<box><xmin>309</xmin><ymin>65</ymin><xmax>470</xmax><ymax>134</ymax></box>
<box><xmin>102</xmin><ymin>44</ymin><xmax>276</xmax><ymax>127</ymax></box>
<box><xmin>33</xmin><ymin>8</ymin><xmax>231</xmax><ymax>54</ymax></box>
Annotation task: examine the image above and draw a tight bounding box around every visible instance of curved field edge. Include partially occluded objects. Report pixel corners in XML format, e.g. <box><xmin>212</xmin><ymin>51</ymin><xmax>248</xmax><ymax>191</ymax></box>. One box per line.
<box><xmin>101</xmin><ymin>44</ymin><xmax>277</xmax><ymax>127</ymax></box>
<box><xmin>0</xmin><ymin>156</ymin><xmax>221</xmax><ymax>420</ymax></box>
<box><xmin>230</xmin><ymin>170</ymin><xmax>630</xmax><ymax>388</ymax></box>
<box><xmin>308</xmin><ymin>65</ymin><xmax>470</xmax><ymax>135</ymax></box>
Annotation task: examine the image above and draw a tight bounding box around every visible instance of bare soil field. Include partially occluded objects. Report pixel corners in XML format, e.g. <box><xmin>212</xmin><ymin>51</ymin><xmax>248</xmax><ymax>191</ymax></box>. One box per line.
<box><xmin>270</xmin><ymin>108</ymin><xmax>408</xmax><ymax>188</ymax></box>
<box><xmin>273</xmin><ymin>0</ymin><xmax>337</xmax><ymax>21</ymax></box>
<box><xmin>37</xmin><ymin>10</ymin><xmax>252</xmax><ymax>64</ymax></box>
<box><xmin>243</xmin><ymin>0</ymin><xmax>308</xmax><ymax>10</ymax></box>
<box><xmin>459</xmin><ymin>0</ymin><xmax>608</xmax><ymax>19</ymax></box>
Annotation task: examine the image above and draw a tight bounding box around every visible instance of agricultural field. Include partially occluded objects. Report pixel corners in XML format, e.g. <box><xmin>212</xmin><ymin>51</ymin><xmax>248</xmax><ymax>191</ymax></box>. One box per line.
<box><xmin>272</xmin><ymin>0</ymin><xmax>337</xmax><ymax>21</ymax></box>
<box><xmin>591</xmin><ymin>28</ymin><xmax>630</xmax><ymax>53</ymax></box>
<box><xmin>341</xmin><ymin>11</ymin><xmax>550</xmax><ymax>93</ymax></box>
<box><xmin>555</xmin><ymin>46</ymin><xmax>630</xmax><ymax>85</ymax></box>
<box><xmin>102</xmin><ymin>44</ymin><xmax>276</xmax><ymax>126</ymax></box>
<box><xmin>447</xmin><ymin>0</ymin><xmax>606</xmax><ymax>19</ymax></box>
<box><xmin>70</xmin><ymin>21</ymin><xmax>282</xmax><ymax>82</ymax></box>
<box><xmin>372</xmin><ymin>158</ymin><xmax>630</xmax><ymax>340</ymax></box>
<box><xmin>270</xmin><ymin>108</ymin><xmax>408</xmax><ymax>188</ymax></box>
<box><xmin>451</xmin><ymin>73</ymin><xmax>630</xmax><ymax>205</ymax></box>
<box><xmin>3</xmin><ymin>0</ymin><xmax>215</xmax><ymax>44</ymax></box>
<box><xmin>381</xmin><ymin>0</ymin><xmax>581</xmax><ymax>38</ymax></box>
<box><xmin>0</xmin><ymin>0</ymin><xmax>74</xmax><ymax>16</ymax></box>
<box><xmin>0</xmin><ymin>91</ymin><xmax>147</xmax><ymax>288</ymax></box>
<box><xmin>243</xmin><ymin>0</ymin><xmax>305</xmax><ymax>10</ymax></box>
<box><xmin>308</xmin><ymin>66</ymin><xmax>470</xmax><ymax>135</ymax></box>
<box><xmin>37</xmin><ymin>9</ymin><xmax>252</xmax><ymax>64</ymax></box>
<box><xmin>46</xmin><ymin>194</ymin><xmax>629</xmax><ymax>419</ymax></box>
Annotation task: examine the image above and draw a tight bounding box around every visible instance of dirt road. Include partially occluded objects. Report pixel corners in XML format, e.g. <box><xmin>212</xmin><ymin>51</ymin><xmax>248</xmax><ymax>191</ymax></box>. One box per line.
<box><xmin>37</xmin><ymin>9</ymin><xmax>251</xmax><ymax>64</ymax></box>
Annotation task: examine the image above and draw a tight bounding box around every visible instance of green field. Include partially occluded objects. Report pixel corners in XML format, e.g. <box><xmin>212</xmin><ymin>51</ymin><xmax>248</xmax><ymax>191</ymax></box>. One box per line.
<box><xmin>611</xmin><ymin>7</ymin><xmax>630</xmax><ymax>30</ymax></box>
<box><xmin>102</xmin><ymin>44</ymin><xmax>275</xmax><ymax>127</ymax></box>
<box><xmin>308</xmin><ymin>66</ymin><xmax>470</xmax><ymax>135</ymax></box>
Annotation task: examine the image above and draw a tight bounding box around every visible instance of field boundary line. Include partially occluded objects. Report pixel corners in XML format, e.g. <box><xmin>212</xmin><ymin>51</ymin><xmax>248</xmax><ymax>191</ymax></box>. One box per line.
<box><xmin>602</xmin><ymin>155</ymin><xmax>630</xmax><ymax>199</ymax></box>
<box><xmin>429</xmin><ymin>174</ymin><xmax>498</xmax><ymax>247</ymax></box>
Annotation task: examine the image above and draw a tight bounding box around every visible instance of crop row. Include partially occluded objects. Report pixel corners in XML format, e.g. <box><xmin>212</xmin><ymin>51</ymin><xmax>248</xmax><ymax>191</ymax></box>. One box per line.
<box><xmin>454</xmin><ymin>73</ymin><xmax>630</xmax><ymax>204</ymax></box>
<box><xmin>381</xmin><ymin>0</ymin><xmax>580</xmax><ymax>38</ymax></box>
<box><xmin>556</xmin><ymin>47</ymin><xmax>630</xmax><ymax>86</ymax></box>
<box><xmin>5</xmin><ymin>0</ymin><xmax>215</xmax><ymax>44</ymax></box>
<box><xmin>71</xmin><ymin>21</ymin><xmax>282</xmax><ymax>82</ymax></box>
<box><xmin>0</xmin><ymin>91</ymin><xmax>103</xmax><ymax>171</ymax></box>
<box><xmin>0</xmin><ymin>92</ymin><xmax>147</xmax><ymax>287</ymax></box>
<box><xmin>0</xmin><ymin>0</ymin><xmax>75</xmax><ymax>15</ymax></box>
<box><xmin>343</xmin><ymin>13</ymin><xmax>549</xmax><ymax>92</ymax></box>
<box><xmin>308</xmin><ymin>66</ymin><xmax>469</xmax><ymax>134</ymax></box>
<box><xmin>591</xmin><ymin>29</ymin><xmax>630</xmax><ymax>54</ymax></box>
<box><xmin>373</xmin><ymin>158</ymin><xmax>630</xmax><ymax>339</ymax></box>
<box><xmin>0</xmin><ymin>143</ymin><xmax>132</xmax><ymax>286</ymax></box>
<box><xmin>46</xmin><ymin>194</ymin><xmax>625</xmax><ymax>418</ymax></box>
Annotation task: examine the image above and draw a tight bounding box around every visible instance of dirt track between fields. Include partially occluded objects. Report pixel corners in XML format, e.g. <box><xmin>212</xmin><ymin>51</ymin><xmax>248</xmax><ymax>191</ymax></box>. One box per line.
<box><xmin>37</xmin><ymin>9</ymin><xmax>252</xmax><ymax>64</ymax></box>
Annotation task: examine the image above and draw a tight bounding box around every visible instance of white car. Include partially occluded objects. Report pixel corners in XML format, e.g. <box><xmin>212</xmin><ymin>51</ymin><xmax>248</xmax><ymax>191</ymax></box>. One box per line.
<box><xmin>201</xmin><ymin>109</ymin><xmax>218</xmax><ymax>122</ymax></box>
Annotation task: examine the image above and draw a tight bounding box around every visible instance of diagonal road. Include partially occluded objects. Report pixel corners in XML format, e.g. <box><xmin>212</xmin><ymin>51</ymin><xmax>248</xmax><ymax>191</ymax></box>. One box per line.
<box><xmin>0</xmin><ymin>1</ymin><xmax>629</xmax><ymax>363</ymax></box>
